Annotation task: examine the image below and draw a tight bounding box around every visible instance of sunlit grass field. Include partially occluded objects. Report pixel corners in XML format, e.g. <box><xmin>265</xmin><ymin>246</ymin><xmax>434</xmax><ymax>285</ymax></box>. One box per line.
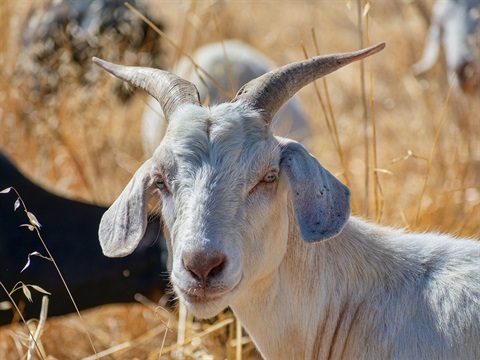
<box><xmin>0</xmin><ymin>1</ymin><xmax>478</xmax><ymax>358</ymax></box>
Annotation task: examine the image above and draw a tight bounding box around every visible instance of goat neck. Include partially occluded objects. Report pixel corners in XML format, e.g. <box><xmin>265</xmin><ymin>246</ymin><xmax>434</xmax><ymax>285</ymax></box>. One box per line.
<box><xmin>230</xmin><ymin>213</ymin><xmax>480</xmax><ymax>359</ymax></box>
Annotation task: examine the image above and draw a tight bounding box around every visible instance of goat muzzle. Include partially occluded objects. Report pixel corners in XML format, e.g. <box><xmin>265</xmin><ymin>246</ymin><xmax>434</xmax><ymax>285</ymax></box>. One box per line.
<box><xmin>182</xmin><ymin>249</ymin><xmax>227</xmax><ymax>284</ymax></box>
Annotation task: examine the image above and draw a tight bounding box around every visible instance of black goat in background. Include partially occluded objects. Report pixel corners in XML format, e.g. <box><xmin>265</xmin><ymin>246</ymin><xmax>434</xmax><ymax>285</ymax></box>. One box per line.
<box><xmin>0</xmin><ymin>151</ymin><xmax>169</xmax><ymax>326</ymax></box>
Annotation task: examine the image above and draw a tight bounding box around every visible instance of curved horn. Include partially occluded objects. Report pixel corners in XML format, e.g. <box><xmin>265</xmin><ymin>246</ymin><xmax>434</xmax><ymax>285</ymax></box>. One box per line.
<box><xmin>92</xmin><ymin>57</ymin><xmax>201</xmax><ymax>121</ymax></box>
<box><xmin>232</xmin><ymin>42</ymin><xmax>386</xmax><ymax>122</ymax></box>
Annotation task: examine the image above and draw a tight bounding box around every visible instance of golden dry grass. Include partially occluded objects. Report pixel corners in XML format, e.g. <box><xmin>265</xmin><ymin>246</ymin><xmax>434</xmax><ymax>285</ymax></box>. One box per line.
<box><xmin>0</xmin><ymin>0</ymin><xmax>478</xmax><ymax>359</ymax></box>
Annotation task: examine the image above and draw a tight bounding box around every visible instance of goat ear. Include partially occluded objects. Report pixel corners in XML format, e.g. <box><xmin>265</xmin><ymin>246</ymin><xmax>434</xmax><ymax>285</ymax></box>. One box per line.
<box><xmin>280</xmin><ymin>140</ymin><xmax>350</xmax><ymax>242</ymax></box>
<box><xmin>99</xmin><ymin>160</ymin><xmax>152</xmax><ymax>257</ymax></box>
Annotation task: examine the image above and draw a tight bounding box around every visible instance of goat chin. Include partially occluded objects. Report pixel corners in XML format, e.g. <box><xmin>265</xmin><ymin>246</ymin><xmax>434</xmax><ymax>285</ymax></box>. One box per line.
<box><xmin>179</xmin><ymin>290</ymin><xmax>236</xmax><ymax>319</ymax></box>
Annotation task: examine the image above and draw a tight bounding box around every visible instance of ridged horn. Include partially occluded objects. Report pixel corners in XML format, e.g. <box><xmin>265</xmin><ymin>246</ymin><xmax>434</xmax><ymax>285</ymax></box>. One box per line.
<box><xmin>232</xmin><ymin>42</ymin><xmax>386</xmax><ymax>122</ymax></box>
<box><xmin>92</xmin><ymin>57</ymin><xmax>201</xmax><ymax>121</ymax></box>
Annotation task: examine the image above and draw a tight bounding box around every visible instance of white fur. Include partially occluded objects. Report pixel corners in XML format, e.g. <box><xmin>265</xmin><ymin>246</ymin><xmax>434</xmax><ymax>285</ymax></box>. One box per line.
<box><xmin>231</xmin><ymin>216</ymin><xmax>480</xmax><ymax>359</ymax></box>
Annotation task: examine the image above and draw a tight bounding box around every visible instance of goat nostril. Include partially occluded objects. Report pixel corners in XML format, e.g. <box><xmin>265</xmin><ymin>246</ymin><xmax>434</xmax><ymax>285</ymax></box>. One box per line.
<box><xmin>182</xmin><ymin>252</ymin><xmax>227</xmax><ymax>282</ymax></box>
<box><xmin>209</xmin><ymin>257</ymin><xmax>226</xmax><ymax>278</ymax></box>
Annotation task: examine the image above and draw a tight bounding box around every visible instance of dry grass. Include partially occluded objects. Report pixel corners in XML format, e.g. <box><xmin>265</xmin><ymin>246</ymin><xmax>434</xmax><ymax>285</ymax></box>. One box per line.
<box><xmin>0</xmin><ymin>0</ymin><xmax>478</xmax><ymax>359</ymax></box>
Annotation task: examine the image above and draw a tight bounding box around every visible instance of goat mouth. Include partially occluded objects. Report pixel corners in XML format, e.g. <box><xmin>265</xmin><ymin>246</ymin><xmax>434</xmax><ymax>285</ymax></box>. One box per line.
<box><xmin>180</xmin><ymin>285</ymin><xmax>231</xmax><ymax>304</ymax></box>
<box><xmin>182</xmin><ymin>291</ymin><xmax>222</xmax><ymax>304</ymax></box>
<box><xmin>178</xmin><ymin>276</ymin><xmax>242</xmax><ymax>306</ymax></box>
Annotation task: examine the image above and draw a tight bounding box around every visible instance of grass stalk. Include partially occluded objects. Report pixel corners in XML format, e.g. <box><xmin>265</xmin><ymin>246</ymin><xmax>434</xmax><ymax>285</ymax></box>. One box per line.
<box><xmin>176</xmin><ymin>300</ymin><xmax>187</xmax><ymax>359</ymax></box>
<box><xmin>149</xmin><ymin>317</ymin><xmax>235</xmax><ymax>358</ymax></box>
<box><xmin>363</xmin><ymin>2</ymin><xmax>383</xmax><ymax>222</ymax></box>
<box><xmin>82</xmin><ymin>323</ymin><xmax>168</xmax><ymax>360</ymax></box>
<box><xmin>236</xmin><ymin>318</ymin><xmax>243</xmax><ymax>360</ymax></box>
<box><xmin>357</xmin><ymin>0</ymin><xmax>369</xmax><ymax>217</ymax></box>
<box><xmin>213</xmin><ymin>12</ymin><xmax>236</xmax><ymax>99</ymax></box>
<box><xmin>6</xmin><ymin>188</ymin><xmax>98</xmax><ymax>358</ymax></box>
<box><xmin>414</xmin><ymin>77</ymin><xmax>454</xmax><ymax>228</ymax></box>
<box><xmin>0</xmin><ymin>281</ymin><xmax>44</xmax><ymax>360</ymax></box>
<box><xmin>27</xmin><ymin>295</ymin><xmax>48</xmax><ymax>360</ymax></box>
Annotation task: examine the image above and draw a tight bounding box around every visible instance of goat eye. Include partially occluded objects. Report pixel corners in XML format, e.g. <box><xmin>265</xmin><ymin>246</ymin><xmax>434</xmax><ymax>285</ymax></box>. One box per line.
<box><xmin>156</xmin><ymin>179</ymin><xmax>166</xmax><ymax>189</ymax></box>
<box><xmin>263</xmin><ymin>171</ymin><xmax>277</xmax><ymax>183</ymax></box>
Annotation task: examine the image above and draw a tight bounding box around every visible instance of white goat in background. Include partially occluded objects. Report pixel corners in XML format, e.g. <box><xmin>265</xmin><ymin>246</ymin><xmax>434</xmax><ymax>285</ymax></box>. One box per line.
<box><xmin>142</xmin><ymin>40</ymin><xmax>311</xmax><ymax>156</ymax></box>
<box><xmin>94</xmin><ymin>42</ymin><xmax>480</xmax><ymax>359</ymax></box>
<box><xmin>413</xmin><ymin>0</ymin><xmax>480</xmax><ymax>93</ymax></box>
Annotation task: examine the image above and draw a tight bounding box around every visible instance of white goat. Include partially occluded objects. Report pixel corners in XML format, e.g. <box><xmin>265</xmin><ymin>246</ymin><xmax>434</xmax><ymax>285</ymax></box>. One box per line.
<box><xmin>94</xmin><ymin>42</ymin><xmax>480</xmax><ymax>359</ymax></box>
<box><xmin>413</xmin><ymin>0</ymin><xmax>480</xmax><ymax>93</ymax></box>
<box><xmin>142</xmin><ymin>40</ymin><xmax>311</xmax><ymax>156</ymax></box>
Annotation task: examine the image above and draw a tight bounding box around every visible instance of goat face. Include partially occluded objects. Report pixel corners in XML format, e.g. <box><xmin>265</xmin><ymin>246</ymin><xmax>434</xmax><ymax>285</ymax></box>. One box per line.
<box><xmin>96</xmin><ymin>43</ymin><xmax>384</xmax><ymax>318</ymax></box>
<box><xmin>154</xmin><ymin>103</ymin><xmax>291</xmax><ymax>317</ymax></box>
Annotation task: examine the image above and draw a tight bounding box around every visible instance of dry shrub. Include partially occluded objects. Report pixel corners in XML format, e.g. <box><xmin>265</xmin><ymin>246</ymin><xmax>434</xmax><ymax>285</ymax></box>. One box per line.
<box><xmin>0</xmin><ymin>0</ymin><xmax>478</xmax><ymax>359</ymax></box>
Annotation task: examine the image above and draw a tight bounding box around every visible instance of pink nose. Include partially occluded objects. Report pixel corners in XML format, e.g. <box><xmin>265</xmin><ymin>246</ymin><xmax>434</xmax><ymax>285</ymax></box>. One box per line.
<box><xmin>182</xmin><ymin>250</ymin><xmax>227</xmax><ymax>283</ymax></box>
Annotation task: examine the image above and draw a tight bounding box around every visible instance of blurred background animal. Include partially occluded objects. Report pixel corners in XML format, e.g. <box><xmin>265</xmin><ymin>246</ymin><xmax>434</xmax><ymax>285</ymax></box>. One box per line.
<box><xmin>0</xmin><ymin>151</ymin><xmax>168</xmax><ymax>326</ymax></box>
<box><xmin>15</xmin><ymin>0</ymin><xmax>165</xmax><ymax>117</ymax></box>
<box><xmin>413</xmin><ymin>0</ymin><xmax>480</xmax><ymax>94</ymax></box>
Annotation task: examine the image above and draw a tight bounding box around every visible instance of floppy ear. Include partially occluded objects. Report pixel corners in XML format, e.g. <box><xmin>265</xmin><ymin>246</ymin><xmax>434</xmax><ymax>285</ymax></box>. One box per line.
<box><xmin>99</xmin><ymin>160</ymin><xmax>153</xmax><ymax>257</ymax></box>
<box><xmin>280</xmin><ymin>140</ymin><xmax>350</xmax><ymax>242</ymax></box>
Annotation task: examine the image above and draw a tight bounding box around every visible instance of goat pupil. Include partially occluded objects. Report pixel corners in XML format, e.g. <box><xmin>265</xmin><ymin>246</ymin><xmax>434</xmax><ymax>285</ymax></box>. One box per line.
<box><xmin>156</xmin><ymin>180</ymin><xmax>165</xmax><ymax>189</ymax></box>
<box><xmin>264</xmin><ymin>173</ymin><xmax>276</xmax><ymax>183</ymax></box>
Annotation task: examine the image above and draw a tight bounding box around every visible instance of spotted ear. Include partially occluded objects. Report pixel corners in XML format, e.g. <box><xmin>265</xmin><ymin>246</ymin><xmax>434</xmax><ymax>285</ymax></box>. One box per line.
<box><xmin>280</xmin><ymin>140</ymin><xmax>350</xmax><ymax>242</ymax></box>
<box><xmin>99</xmin><ymin>160</ymin><xmax>153</xmax><ymax>257</ymax></box>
